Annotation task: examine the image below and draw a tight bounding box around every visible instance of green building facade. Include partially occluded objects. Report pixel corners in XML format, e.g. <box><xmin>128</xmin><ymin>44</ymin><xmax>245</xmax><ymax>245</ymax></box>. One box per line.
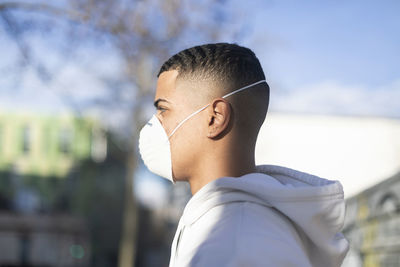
<box><xmin>0</xmin><ymin>111</ymin><xmax>106</xmax><ymax>177</ymax></box>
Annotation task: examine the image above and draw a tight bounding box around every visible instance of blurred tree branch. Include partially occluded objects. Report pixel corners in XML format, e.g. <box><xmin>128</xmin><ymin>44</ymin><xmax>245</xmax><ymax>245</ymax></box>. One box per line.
<box><xmin>0</xmin><ymin>2</ymin><xmax>89</xmax><ymax>21</ymax></box>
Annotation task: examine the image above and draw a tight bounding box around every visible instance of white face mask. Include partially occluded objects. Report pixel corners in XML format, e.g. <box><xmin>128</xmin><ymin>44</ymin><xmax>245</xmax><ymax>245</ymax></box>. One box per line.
<box><xmin>138</xmin><ymin>79</ymin><xmax>266</xmax><ymax>184</ymax></box>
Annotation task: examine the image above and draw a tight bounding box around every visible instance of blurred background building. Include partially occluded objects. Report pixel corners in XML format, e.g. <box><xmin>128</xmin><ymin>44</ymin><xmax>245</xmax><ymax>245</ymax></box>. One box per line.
<box><xmin>342</xmin><ymin>171</ymin><xmax>400</xmax><ymax>267</ymax></box>
<box><xmin>0</xmin><ymin>112</ymin><xmax>106</xmax><ymax>266</ymax></box>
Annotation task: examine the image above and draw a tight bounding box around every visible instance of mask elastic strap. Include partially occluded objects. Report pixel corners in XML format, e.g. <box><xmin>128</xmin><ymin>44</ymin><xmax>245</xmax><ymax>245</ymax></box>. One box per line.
<box><xmin>168</xmin><ymin>103</ymin><xmax>210</xmax><ymax>139</ymax></box>
<box><xmin>167</xmin><ymin>79</ymin><xmax>266</xmax><ymax>139</ymax></box>
<box><xmin>221</xmin><ymin>79</ymin><xmax>266</xmax><ymax>98</ymax></box>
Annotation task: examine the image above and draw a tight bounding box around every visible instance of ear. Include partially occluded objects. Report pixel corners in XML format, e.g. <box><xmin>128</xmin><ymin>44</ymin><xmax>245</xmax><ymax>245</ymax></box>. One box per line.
<box><xmin>206</xmin><ymin>98</ymin><xmax>232</xmax><ymax>139</ymax></box>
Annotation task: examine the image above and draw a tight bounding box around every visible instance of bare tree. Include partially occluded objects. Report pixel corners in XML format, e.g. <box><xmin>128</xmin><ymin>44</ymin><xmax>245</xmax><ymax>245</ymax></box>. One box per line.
<box><xmin>0</xmin><ymin>1</ymin><xmax>241</xmax><ymax>266</ymax></box>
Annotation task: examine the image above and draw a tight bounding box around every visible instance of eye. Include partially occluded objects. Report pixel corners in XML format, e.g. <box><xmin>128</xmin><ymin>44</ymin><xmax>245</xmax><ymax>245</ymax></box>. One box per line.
<box><xmin>157</xmin><ymin>106</ymin><xmax>167</xmax><ymax>114</ymax></box>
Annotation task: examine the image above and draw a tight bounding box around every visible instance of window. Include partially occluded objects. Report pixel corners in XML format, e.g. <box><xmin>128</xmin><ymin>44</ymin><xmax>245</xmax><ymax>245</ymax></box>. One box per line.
<box><xmin>379</xmin><ymin>193</ymin><xmax>399</xmax><ymax>214</ymax></box>
<box><xmin>59</xmin><ymin>128</ymin><xmax>73</xmax><ymax>154</ymax></box>
<box><xmin>22</xmin><ymin>126</ymin><xmax>31</xmax><ymax>154</ymax></box>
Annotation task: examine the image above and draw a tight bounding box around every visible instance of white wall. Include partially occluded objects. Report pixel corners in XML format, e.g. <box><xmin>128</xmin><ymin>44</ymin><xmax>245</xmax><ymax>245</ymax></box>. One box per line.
<box><xmin>255</xmin><ymin>112</ymin><xmax>400</xmax><ymax>198</ymax></box>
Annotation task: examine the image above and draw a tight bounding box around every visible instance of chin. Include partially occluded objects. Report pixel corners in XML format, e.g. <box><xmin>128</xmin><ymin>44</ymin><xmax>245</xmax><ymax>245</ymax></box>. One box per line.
<box><xmin>172</xmin><ymin>172</ymin><xmax>190</xmax><ymax>183</ymax></box>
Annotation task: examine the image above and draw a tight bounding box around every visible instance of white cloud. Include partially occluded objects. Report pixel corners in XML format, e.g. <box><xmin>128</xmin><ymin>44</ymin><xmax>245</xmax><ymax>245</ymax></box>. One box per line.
<box><xmin>270</xmin><ymin>79</ymin><xmax>400</xmax><ymax>118</ymax></box>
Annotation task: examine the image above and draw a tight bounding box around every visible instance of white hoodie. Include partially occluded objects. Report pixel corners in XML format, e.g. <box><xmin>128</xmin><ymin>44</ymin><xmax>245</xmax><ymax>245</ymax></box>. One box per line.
<box><xmin>168</xmin><ymin>164</ymin><xmax>350</xmax><ymax>267</ymax></box>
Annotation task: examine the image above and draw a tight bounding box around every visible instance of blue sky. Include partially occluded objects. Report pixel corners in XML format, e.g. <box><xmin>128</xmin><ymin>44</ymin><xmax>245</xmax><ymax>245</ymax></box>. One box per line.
<box><xmin>242</xmin><ymin>0</ymin><xmax>400</xmax><ymax>86</ymax></box>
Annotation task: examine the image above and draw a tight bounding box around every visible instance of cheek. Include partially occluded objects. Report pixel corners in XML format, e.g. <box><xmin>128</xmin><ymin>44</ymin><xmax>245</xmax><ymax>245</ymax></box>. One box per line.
<box><xmin>169</xmin><ymin>117</ymin><xmax>204</xmax><ymax>176</ymax></box>
<box><xmin>159</xmin><ymin>115</ymin><xmax>174</xmax><ymax>137</ymax></box>
<box><xmin>161</xmin><ymin>108</ymin><xmax>187</xmax><ymax>136</ymax></box>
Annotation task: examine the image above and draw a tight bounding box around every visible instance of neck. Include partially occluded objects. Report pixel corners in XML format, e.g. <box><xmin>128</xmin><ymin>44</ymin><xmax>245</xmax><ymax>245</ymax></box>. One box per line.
<box><xmin>188</xmin><ymin>144</ymin><xmax>256</xmax><ymax>195</ymax></box>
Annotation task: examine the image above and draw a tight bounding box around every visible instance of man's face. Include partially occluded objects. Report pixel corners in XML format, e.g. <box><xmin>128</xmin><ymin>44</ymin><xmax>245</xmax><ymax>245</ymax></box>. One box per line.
<box><xmin>154</xmin><ymin>70</ymin><xmax>207</xmax><ymax>181</ymax></box>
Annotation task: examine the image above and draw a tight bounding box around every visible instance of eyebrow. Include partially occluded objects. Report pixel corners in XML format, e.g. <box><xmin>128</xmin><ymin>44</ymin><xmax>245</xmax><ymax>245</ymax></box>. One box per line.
<box><xmin>153</xmin><ymin>98</ymin><xmax>170</xmax><ymax>108</ymax></box>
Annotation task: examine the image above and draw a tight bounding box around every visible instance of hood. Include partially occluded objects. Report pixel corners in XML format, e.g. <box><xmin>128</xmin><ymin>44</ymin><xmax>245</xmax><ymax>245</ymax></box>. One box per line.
<box><xmin>180</xmin><ymin>164</ymin><xmax>350</xmax><ymax>266</ymax></box>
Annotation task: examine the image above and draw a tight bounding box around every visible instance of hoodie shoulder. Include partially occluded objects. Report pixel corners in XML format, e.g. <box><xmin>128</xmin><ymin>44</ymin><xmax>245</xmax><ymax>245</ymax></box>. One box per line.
<box><xmin>185</xmin><ymin>201</ymin><xmax>312</xmax><ymax>267</ymax></box>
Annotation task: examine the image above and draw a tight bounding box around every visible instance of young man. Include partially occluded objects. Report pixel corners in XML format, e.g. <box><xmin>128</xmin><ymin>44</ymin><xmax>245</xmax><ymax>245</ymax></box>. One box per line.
<box><xmin>139</xmin><ymin>43</ymin><xmax>349</xmax><ymax>267</ymax></box>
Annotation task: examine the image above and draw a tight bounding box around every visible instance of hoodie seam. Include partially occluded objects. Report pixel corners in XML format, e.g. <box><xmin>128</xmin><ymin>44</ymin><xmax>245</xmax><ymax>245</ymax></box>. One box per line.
<box><xmin>338</xmin><ymin>202</ymin><xmax>347</xmax><ymax>232</ymax></box>
<box><xmin>264</xmin><ymin>194</ymin><xmax>344</xmax><ymax>202</ymax></box>
<box><xmin>264</xmin><ymin>170</ymin><xmax>322</xmax><ymax>185</ymax></box>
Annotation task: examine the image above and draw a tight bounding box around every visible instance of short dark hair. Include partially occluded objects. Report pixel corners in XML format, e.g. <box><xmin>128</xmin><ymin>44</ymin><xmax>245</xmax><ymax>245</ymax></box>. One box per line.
<box><xmin>157</xmin><ymin>43</ymin><xmax>267</xmax><ymax>90</ymax></box>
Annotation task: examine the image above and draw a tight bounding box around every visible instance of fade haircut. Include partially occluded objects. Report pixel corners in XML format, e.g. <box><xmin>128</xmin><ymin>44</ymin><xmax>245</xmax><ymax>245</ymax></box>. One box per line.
<box><xmin>157</xmin><ymin>42</ymin><xmax>268</xmax><ymax>92</ymax></box>
<box><xmin>157</xmin><ymin>43</ymin><xmax>269</xmax><ymax>138</ymax></box>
